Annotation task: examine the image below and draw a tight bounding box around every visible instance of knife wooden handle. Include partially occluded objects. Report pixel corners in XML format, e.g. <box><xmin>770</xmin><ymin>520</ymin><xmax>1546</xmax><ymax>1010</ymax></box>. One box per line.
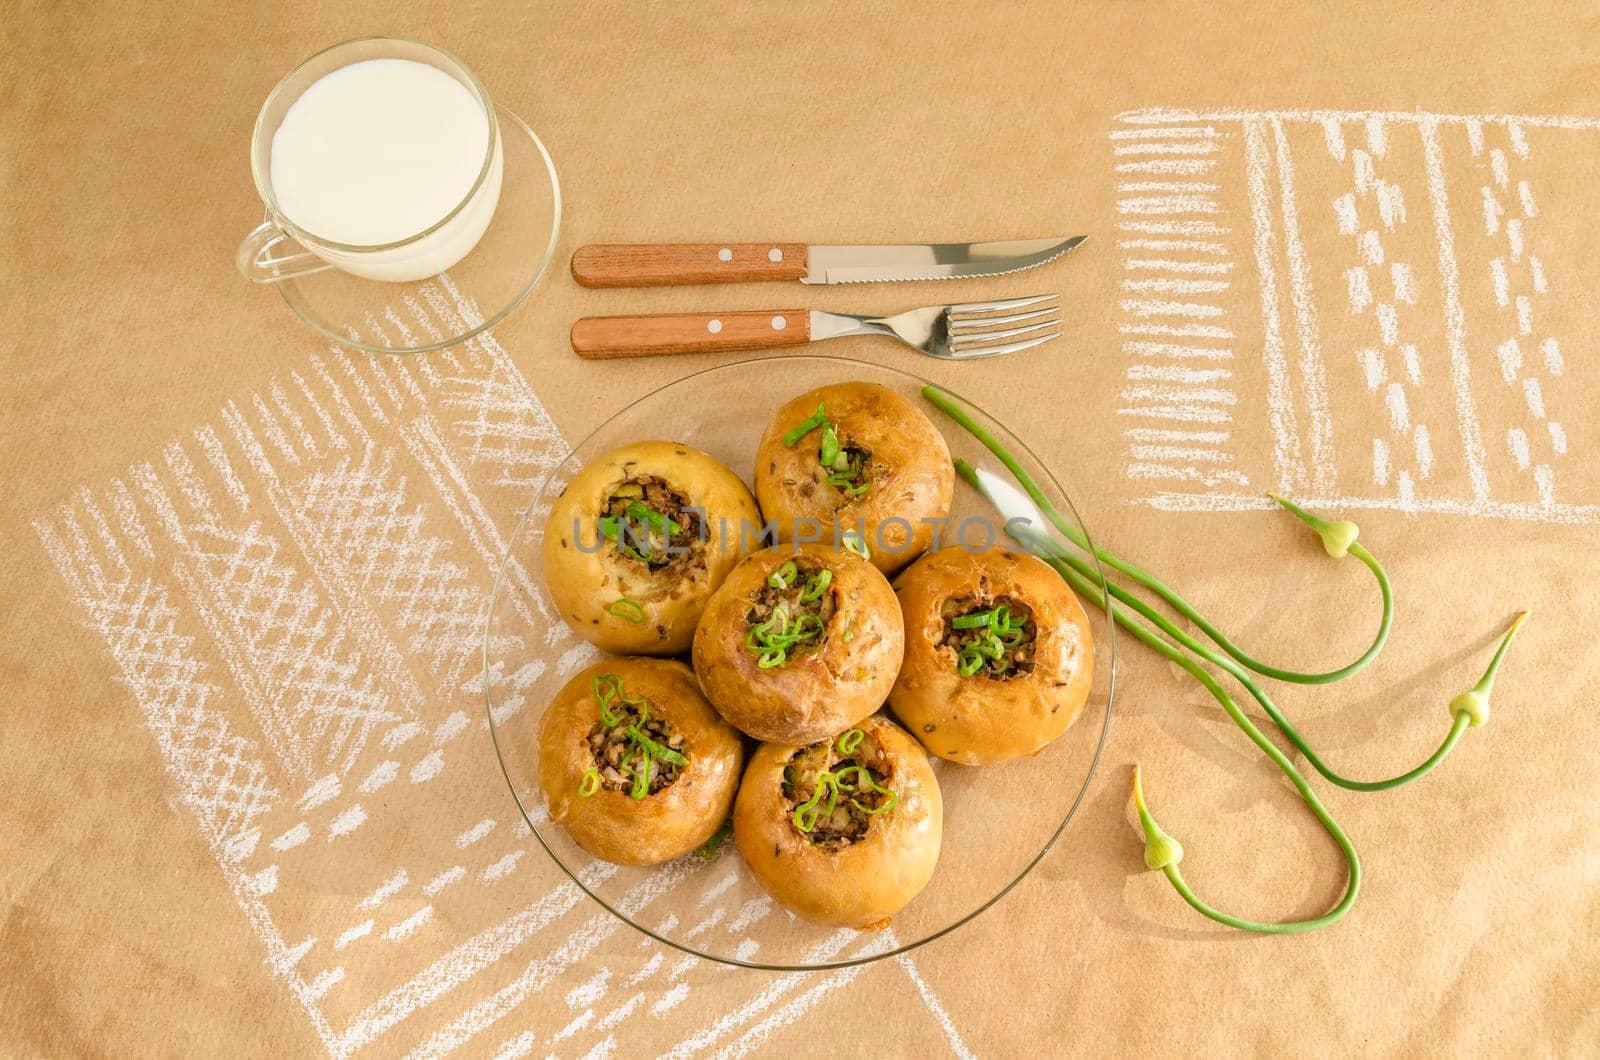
<box><xmin>571</xmin><ymin>243</ymin><xmax>809</xmax><ymax>287</ymax></box>
<box><xmin>571</xmin><ymin>310</ymin><xmax>811</xmax><ymax>359</ymax></box>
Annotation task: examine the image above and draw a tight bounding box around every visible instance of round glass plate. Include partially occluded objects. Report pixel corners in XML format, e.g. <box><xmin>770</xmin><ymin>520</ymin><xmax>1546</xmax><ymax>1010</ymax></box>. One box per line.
<box><xmin>271</xmin><ymin>104</ymin><xmax>560</xmax><ymax>355</ymax></box>
<box><xmin>482</xmin><ymin>357</ymin><xmax>1116</xmax><ymax>971</ymax></box>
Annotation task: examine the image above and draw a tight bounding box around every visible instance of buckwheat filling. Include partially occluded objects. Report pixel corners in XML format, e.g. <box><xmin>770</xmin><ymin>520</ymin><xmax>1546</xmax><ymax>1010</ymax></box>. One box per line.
<box><xmin>576</xmin><ymin>674</ymin><xmax>687</xmax><ymax>800</ymax></box>
<box><xmin>781</xmin><ymin>402</ymin><xmax>873</xmax><ymax>501</ymax></box>
<box><xmin>939</xmin><ymin>595</ymin><xmax>1036</xmax><ymax>679</ymax></box>
<box><xmin>743</xmin><ymin>560</ymin><xmax>836</xmax><ymax>669</ymax></box>
<box><xmin>598</xmin><ymin>475</ymin><xmax>705</xmax><ymax>573</ymax></box>
<box><xmin>781</xmin><ymin>728</ymin><xmax>898</xmax><ymax>850</ymax></box>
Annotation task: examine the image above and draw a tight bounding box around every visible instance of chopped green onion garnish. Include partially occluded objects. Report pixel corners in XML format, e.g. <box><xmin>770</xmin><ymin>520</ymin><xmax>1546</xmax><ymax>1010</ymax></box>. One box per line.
<box><xmin>957</xmin><ymin>649</ymin><xmax>984</xmax><ymax>677</ymax></box>
<box><xmin>599</xmin><ymin>516</ymin><xmax>652</xmax><ymax>562</ymax></box>
<box><xmin>819</xmin><ymin>425</ymin><xmax>841</xmax><ymax>468</ymax></box>
<box><xmin>791</xmin><ymin>613</ymin><xmax>823</xmax><ymax>639</ymax></box>
<box><xmin>853</xmin><ymin>789</ymin><xmax>898</xmax><ymax>815</ymax></box>
<box><xmin>842</xmin><ymin>481</ymin><xmax>871</xmax><ymax>497</ymax></box>
<box><xmin>783</xmin><ymin>403</ymin><xmax>828</xmax><ymax>446</ymax></box>
<box><xmin>629</xmin><ymin>749</ymin><xmax>651</xmax><ymax>800</ymax></box>
<box><xmin>842</xmin><ymin>532</ymin><xmax>870</xmax><ymax>559</ymax></box>
<box><xmin>758</xmin><ymin>649</ymin><xmax>787</xmax><ymax>669</ymax></box>
<box><xmin>628</xmin><ymin>725</ymin><xmax>687</xmax><ymax>766</ymax></box>
<box><xmin>792</xmin><ymin>772</ymin><xmax>839</xmax><ymax>833</ymax></box>
<box><xmin>951</xmin><ymin>610</ymin><xmax>995</xmax><ymax>630</ymax></box>
<box><xmin>592</xmin><ymin>674</ymin><xmax>624</xmax><ymax>725</ymax></box>
<box><xmin>768</xmin><ymin>560</ymin><xmax>798</xmax><ymax>589</ymax></box>
<box><xmin>800</xmin><ymin>569</ymin><xmax>833</xmax><ymax>601</ymax></box>
<box><xmin>608</xmin><ymin>597</ymin><xmax>645</xmax><ymax>623</ymax></box>
<box><xmin>579</xmin><ymin>770</ymin><xmax>601</xmax><ymax>797</ymax></box>
<box><xmin>837</xmin><ymin>728</ymin><xmax>864</xmax><ymax>755</ymax></box>
<box><xmin>624</xmin><ymin>501</ymin><xmax>680</xmax><ymax>535</ymax></box>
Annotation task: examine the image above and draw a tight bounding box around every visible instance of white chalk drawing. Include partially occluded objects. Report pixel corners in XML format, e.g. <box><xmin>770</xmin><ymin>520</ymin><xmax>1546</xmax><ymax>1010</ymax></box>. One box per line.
<box><xmin>32</xmin><ymin>277</ymin><xmax>972</xmax><ymax>1057</ymax></box>
<box><xmin>1111</xmin><ymin>108</ymin><xmax>1598</xmax><ymax>523</ymax></box>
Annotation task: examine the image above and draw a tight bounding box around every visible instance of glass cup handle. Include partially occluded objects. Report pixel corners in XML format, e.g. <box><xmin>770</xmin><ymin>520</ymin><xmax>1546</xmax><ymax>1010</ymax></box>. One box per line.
<box><xmin>236</xmin><ymin>218</ymin><xmax>332</xmax><ymax>283</ymax></box>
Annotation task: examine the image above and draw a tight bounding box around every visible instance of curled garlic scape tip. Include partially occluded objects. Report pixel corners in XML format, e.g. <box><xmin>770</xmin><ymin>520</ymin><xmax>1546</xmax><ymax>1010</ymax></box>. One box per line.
<box><xmin>1268</xmin><ymin>492</ymin><xmax>1360</xmax><ymax>559</ymax></box>
<box><xmin>1449</xmin><ymin>611</ymin><xmax>1530</xmax><ymax>729</ymax></box>
<box><xmin>1131</xmin><ymin>765</ymin><xmax>1184</xmax><ymax>871</ymax></box>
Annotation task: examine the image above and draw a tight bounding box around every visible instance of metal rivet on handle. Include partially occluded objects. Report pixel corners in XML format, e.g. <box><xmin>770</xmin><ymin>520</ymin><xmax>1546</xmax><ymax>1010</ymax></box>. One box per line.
<box><xmin>718</xmin><ymin>248</ymin><xmax>733</xmax><ymax>261</ymax></box>
<box><xmin>771</xmin><ymin>316</ymin><xmax>787</xmax><ymax>330</ymax></box>
<box><xmin>768</xmin><ymin>248</ymin><xmax>783</xmax><ymax>262</ymax></box>
<box><xmin>707</xmin><ymin>319</ymin><xmax>723</xmax><ymax>334</ymax></box>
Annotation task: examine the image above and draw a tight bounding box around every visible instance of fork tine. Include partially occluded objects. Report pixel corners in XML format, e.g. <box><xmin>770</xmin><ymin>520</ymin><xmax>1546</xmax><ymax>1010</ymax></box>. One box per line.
<box><xmin>952</xmin><ymin>317</ymin><xmax>1059</xmax><ymax>346</ymax></box>
<box><xmin>949</xmin><ymin>331</ymin><xmax>1063</xmax><ymax>359</ymax></box>
<box><xmin>951</xmin><ymin>293</ymin><xmax>1056</xmax><ymax>314</ymax></box>
<box><xmin>948</xmin><ymin>305</ymin><xmax>1059</xmax><ymax>330</ymax></box>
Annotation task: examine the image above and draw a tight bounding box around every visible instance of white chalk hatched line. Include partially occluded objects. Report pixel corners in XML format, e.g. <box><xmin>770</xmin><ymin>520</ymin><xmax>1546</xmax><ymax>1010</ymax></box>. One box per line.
<box><xmin>1118</xmin><ymin>106</ymin><xmax>1600</xmax><ymax>130</ymax></box>
<box><xmin>1114</xmin><ymin>141</ymin><xmax>1220</xmax><ymax>156</ymax></box>
<box><xmin>336</xmin><ymin>920</ymin><xmax>375</xmax><ymax>951</ymax></box>
<box><xmin>1127</xmin><ymin>463</ymin><xmax>1250</xmax><ymax>488</ymax></box>
<box><xmin>1109</xmin><ymin>126</ymin><xmax>1222</xmax><ymax>139</ymax></box>
<box><xmin>1523</xmin><ymin>377</ymin><xmax>1546</xmax><ymax>419</ymax></box>
<box><xmin>1116</xmin><ymin>195</ymin><xmax>1221</xmax><ymax>215</ymax></box>
<box><xmin>1120</xmin><ymin>299</ymin><xmax>1225</xmax><ymax>319</ymax></box>
<box><xmin>1541</xmin><ymin>337</ymin><xmax>1564</xmax><ymax>375</ymax></box>
<box><xmin>456</xmin><ymin>818</ymin><xmax>497</xmax><ymax>848</ymax></box>
<box><xmin>1128</xmin><ymin>445</ymin><xmax>1235</xmax><ymax>463</ymax></box>
<box><xmin>361</xmin><ymin>869</ymin><xmax>410</xmax><ymax>910</ymax></box>
<box><xmin>1243</xmin><ymin>117</ymin><xmax>1307</xmax><ymax>492</ymax></box>
<box><xmin>385</xmin><ymin>905</ymin><xmax>433</xmax><ymax>942</ymax></box>
<box><xmin>1121</xmin><ymin>385</ymin><xmax>1238</xmax><ymax>406</ymax></box>
<box><xmin>422</xmin><ymin>866</ymin><xmax>465</xmax><ymax>897</ymax></box>
<box><xmin>1125</xmin><ymin>427</ymin><xmax>1231</xmax><ymax>444</ymax></box>
<box><xmin>1124</xmin><ymin>258</ymin><xmax>1234</xmax><ymax>274</ymax></box>
<box><xmin>1114</xmin><ymin>404</ymin><xmax>1233</xmax><ymax>424</ymax></box>
<box><xmin>493</xmin><ymin>1030</ymin><xmax>535</xmax><ymax>1060</ymax></box>
<box><xmin>1119</xmin><ymin>322</ymin><xmax>1236</xmax><ymax>339</ymax></box>
<box><xmin>1118</xmin><ymin>238</ymin><xmax>1230</xmax><ymax>255</ymax></box>
<box><xmin>1115</xmin><ymin>158</ymin><xmax>1220</xmax><ymax>174</ymax></box>
<box><xmin>1118</xmin><ymin>180</ymin><xmax>1221</xmax><ymax>193</ymax></box>
<box><xmin>1123</xmin><ymin>341</ymin><xmax>1233</xmax><ymax>360</ymax></box>
<box><xmin>1121</xmin><ymin>277</ymin><xmax>1231</xmax><ymax>295</ymax></box>
<box><xmin>1420</xmin><ymin>116</ymin><xmax>1493</xmax><ymax>502</ymax></box>
<box><xmin>1270</xmin><ymin>116</ymin><xmax>1337</xmax><ymax>492</ymax></box>
<box><xmin>1125</xmin><ymin>365</ymin><xmax>1233</xmax><ymax>383</ymax></box>
<box><xmin>1117</xmin><ymin>218</ymin><xmax>1230</xmax><ymax>235</ymax></box>
<box><xmin>272</xmin><ymin>822</ymin><xmax>311</xmax><ymax>852</ymax></box>
<box><xmin>478</xmin><ymin>850</ymin><xmax>524</xmax><ymax>883</ymax></box>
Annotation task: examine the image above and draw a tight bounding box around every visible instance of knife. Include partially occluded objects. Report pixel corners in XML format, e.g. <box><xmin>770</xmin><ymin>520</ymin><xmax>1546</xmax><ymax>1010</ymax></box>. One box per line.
<box><xmin>569</xmin><ymin>236</ymin><xmax>1086</xmax><ymax>288</ymax></box>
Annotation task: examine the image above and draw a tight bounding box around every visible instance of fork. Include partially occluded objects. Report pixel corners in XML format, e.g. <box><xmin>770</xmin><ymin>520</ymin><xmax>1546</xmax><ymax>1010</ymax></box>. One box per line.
<box><xmin>569</xmin><ymin>294</ymin><xmax>1062</xmax><ymax>360</ymax></box>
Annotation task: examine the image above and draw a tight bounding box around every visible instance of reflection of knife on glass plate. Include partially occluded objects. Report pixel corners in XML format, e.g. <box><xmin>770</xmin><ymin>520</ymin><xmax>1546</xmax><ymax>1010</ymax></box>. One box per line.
<box><xmin>570</xmin><ymin>236</ymin><xmax>1086</xmax><ymax>287</ymax></box>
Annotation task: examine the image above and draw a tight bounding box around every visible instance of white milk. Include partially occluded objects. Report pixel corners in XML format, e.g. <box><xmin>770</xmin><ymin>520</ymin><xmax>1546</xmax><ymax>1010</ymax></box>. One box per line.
<box><xmin>269</xmin><ymin>58</ymin><xmax>502</xmax><ymax>282</ymax></box>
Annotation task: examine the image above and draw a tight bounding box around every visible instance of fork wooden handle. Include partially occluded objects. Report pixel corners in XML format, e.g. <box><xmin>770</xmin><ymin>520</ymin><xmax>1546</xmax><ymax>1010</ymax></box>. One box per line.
<box><xmin>571</xmin><ymin>243</ymin><xmax>809</xmax><ymax>287</ymax></box>
<box><xmin>571</xmin><ymin>310</ymin><xmax>812</xmax><ymax>359</ymax></box>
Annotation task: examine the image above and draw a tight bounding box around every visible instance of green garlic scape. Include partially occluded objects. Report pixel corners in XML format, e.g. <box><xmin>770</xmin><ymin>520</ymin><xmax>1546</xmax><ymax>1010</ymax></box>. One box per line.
<box><xmin>922</xmin><ymin>384</ymin><xmax>1529</xmax><ymax>934</ymax></box>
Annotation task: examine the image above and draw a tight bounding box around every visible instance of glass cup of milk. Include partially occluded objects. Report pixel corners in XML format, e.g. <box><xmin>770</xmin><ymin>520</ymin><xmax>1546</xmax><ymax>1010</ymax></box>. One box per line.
<box><xmin>238</xmin><ymin>37</ymin><xmax>503</xmax><ymax>284</ymax></box>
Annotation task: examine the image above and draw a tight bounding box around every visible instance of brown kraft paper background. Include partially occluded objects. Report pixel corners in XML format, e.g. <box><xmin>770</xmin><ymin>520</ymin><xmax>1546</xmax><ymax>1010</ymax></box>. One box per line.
<box><xmin>4</xmin><ymin>2</ymin><xmax>1598</xmax><ymax>1056</ymax></box>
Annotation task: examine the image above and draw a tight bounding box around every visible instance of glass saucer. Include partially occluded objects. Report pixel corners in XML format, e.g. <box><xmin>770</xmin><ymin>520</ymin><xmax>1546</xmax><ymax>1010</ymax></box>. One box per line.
<box><xmin>482</xmin><ymin>357</ymin><xmax>1117</xmax><ymax>971</ymax></box>
<box><xmin>269</xmin><ymin>104</ymin><xmax>560</xmax><ymax>355</ymax></box>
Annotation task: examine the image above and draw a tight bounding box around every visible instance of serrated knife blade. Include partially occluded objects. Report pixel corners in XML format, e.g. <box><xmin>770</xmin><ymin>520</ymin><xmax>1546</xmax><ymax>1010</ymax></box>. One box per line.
<box><xmin>802</xmin><ymin>235</ymin><xmax>1086</xmax><ymax>284</ymax></box>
